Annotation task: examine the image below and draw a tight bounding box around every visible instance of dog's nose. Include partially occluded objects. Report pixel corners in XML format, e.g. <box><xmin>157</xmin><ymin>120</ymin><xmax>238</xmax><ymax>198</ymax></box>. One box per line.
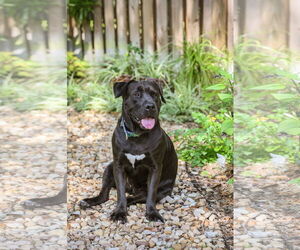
<box><xmin>145</xmin><ymin>104</ymin><xmax>155</xmax><ymax>110</ymax></box>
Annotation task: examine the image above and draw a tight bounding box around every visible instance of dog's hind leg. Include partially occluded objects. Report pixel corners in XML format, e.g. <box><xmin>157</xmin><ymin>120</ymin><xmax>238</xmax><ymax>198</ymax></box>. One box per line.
<box><xmin>79</xmin><ymin>162</ymin><xmax>115</xmax><ymax>209</ymax></box>
<box><xmin>127</xmin><ymin>185</ymin><xmax>173</xmax><ymax>206</ymax></box>
<box><xmin>22</xmin><ymin>175</ymin><xmax>67</xmax><ymax>209</ymax></box>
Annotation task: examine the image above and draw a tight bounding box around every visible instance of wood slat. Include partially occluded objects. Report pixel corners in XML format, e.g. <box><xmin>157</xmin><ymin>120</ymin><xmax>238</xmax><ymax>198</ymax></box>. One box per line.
<box><xmin>233</xmin><ymin>0</ymin><xmax>239</xmax><ymax>45</ymax></box>
<box><xmin>116</xmin><ymin>0</ymin><xmax>128</xmax><ymax>54</ymax></box>
<box><xmin>171</xmin><ymin>0</ymin><xmax>184</xmax><ymax>56</ymax></box>
<box><xmin>289</xmin><ymin>0</ymin><xmax>300</xmax><ymax>52</ymax></box>
<box><xmin>94</xmin><ymin>0</ymin><xmax>104</xmax><ymax>61</ymax></box>
<box><xmin>202</xmin><ymin>0</ymin><xmax>213</xmax><ymax>40</ymax></box>
<box><xmin>83</xmin><ymin>22</ymin><xmax>94</xmax><ymax>62</ymax></box>
<box><xmin>156</xmin><ymin>0</ymin><xmax>168</xmax><ymax>56</ymax></box>
<box><xmin>186</xmin><ymin>0</ymin><xmax>200</xmax><ymax>43</ymax></box>
<box><xmin>243</xmin><ymin>0</ymin><xmax>262</xmax><ymax>39</ymax></box>
<box><xmin>104</xmin><ymin>0</ymin><xmax>116</xmax><ymax>55</ymax></box>
<box><xmin>211</xmin><ymin>0</ymin><xmax>227</xmax><ymax>48</ymax></box>
<box><xmin>47</xmin><ymin>0</ymin><xmax>65</xmax><ymax>63</ymax></box>
<box><xmin>261</xmin><ymin>0</ymin><xmax>288</xmax><ymax>48</ymax></box>
<box><xmin>129</xmin><ymin>0</ymin><xmax>140</xmax><ymax>48</ymax></box>
<box><xmin>142</xmin><ymin>0</ymin><xmax>154</xmax><ymax>53</ymax></box>
<box><xmin>227</xmin><ymin>0</ymin><xmax>234</xmax><ymax>51</ymax></box>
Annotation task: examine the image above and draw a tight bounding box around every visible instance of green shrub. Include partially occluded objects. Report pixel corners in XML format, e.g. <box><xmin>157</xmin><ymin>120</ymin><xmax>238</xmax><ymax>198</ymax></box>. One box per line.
<box><xmin>67</xmin><ymin>52</ymin><xmax>89</xmax><ymax>78</ymax></box>
<box><xmin>174</xmin><ymin>111</ymin><xmax>233</xmax><ymax>167</ymax></box>
<box><xmin>67</xmin><ymin>42</ymin><xmax>232</xmax><ymax>122</ymax></box>
<box><xmin>0</xmin><ymin>52</ymin><xmax>37</xmax><ymax>79</ymax></box>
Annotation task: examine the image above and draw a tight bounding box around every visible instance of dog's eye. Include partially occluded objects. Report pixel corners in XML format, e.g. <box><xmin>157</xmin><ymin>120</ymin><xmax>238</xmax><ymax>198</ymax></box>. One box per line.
<box><xmin>134</xmin><ymin>92</ymin><xmax>141</xmax><ymax>98</ymax></box>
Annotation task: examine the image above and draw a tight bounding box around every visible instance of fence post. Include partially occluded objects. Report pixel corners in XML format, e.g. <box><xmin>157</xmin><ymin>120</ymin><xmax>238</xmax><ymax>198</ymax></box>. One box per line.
<box><xmin>48</xmin><ymin>0</ymin><xmax>66</xmax><ymax>65</ymax></box>
<box><xmin>116</xmin><ymin>0</ymin><xmax>128</xmax><ymax>55</ymax></box>
<box><xmin>143</xmin><ymin>0</ymin><xmax>155</xmax><ymax>54</ymax></box>
<box><xmin>211</xmin><ymin>0</ymin><xmax>227</xmax><ymax>49</ymax></box>
<box><xmin>261</xmin><ymin>0</ymin><xmax>288</xmax><ymax>49</ymax></box>
<box><xmin>171</xmin><ymin>0</ymin><xmax>184</xmax><ymax>56</ymax></box>
<box><xmin>104</xmin><ymin>0</ymin><xmax>116</xmax><ymax>55</ymax></box>
<box><xmin>186</xmin><ymin>0</ymin><xmax>200</xmax><ymax>44</ymax></box>
<box><xmin>289</xmin><ymin>0</ymin><xmax>300</xmax><ymax>52</ymax></box>
<box><xmin>28</xmin><ymin>20</ymin><xmax>48</xmax><ymax>63</ymax></box>
<box><xmin>83</xmin><ymin>21</ymin><xmax>94</xmax><ymax>62</ymax></box>
<box><xmin>94</xmin><ymin>0</ymin><xmax>104</xmax><ymax>61</ymax></box>
<box><xmin>156</xmin><ymin>0</ymin><xmax>168</xmax><ymax>57</ymax></box>
<box><xmin>129</xmin><ymin>0</ymin><xmax>140</xmax><ymax>48</ymax></box>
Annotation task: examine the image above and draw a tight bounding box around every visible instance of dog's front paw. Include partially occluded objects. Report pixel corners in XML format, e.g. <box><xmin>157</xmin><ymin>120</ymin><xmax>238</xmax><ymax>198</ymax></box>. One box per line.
<box><xmin>110</xmin><ymin>209</ymin><xmax>127</xmax><ymax>223</ymax></box>
<box><xmin>79</xmin><ymin>199</ymin><xmax>91</xmax><ymax>210</ymax></box>
<box><xmin>146</xmin><ymin>209</ymin><xmax>164</xmax><ymax>223</ymax></box>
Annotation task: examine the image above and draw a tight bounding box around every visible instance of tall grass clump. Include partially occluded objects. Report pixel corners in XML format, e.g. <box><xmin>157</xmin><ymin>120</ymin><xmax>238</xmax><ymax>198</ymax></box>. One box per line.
<box><xmin>0</xmin><ymin>53</ymin><xmax>66</xmax><ymax>111</ymax></box>
<box><xmin>68</xmin><ymin>40</ymin><xmax>232</xmax><ymax>122</ymax></box>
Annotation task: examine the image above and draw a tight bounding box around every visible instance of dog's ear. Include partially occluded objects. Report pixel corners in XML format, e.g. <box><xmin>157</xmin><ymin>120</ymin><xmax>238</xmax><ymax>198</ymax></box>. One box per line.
<box><xmin>112</xmin><ymin>75</ymin><xmax>134</xmax><ymax>98</ymax></box>
<box><xmin>153</xmin><ymin>79</ymin><xmax>166</xmax><ymax>103</ymax></box>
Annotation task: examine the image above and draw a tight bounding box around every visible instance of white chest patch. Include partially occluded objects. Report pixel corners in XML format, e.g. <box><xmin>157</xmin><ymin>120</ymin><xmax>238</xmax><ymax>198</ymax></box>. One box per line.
<box><xmin>125</xmin><ymin>153</ymin><xmax>146</xmax><ymax>167</ymax></box>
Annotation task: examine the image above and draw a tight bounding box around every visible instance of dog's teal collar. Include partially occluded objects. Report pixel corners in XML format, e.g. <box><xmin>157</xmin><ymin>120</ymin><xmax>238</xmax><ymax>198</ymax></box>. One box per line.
<box><xmin>120</xmin><ymin>117</ymin><xmax>140</xmax><ymax>140</ymax></box>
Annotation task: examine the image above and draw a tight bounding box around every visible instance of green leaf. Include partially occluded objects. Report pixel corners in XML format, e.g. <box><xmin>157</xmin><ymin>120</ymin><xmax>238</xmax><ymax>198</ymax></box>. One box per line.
<box><xmin>240</xmin><ymin>171</ymin><xmax>262</xmax><ymax>178</ymax></box>
<box><xmin>205</xmin><ymin>84</ymin><xmax>226</xmax><ymax>90</ymax></box>
<box><xmin>288</xmin><ymin>178</ymin><xmax>300</xmax><ymax>185</ymax></box>
<box><xmin>278</xmin><ymin>119</ymin><xmax>300</xmax><ymax>135</ymax></box>
<box><xmin>227</xmin><ymin>178</ymin><xmax>234</xmax><ymax>184</ymax></box>
<box><xmin>221</xmin><ymin>120</ymin><xmax>233</xmax><ymax>135</ymax></box>
<box><xmin>218</xmin><ymin>93</ymin><xmax>232</xmax><ymax>101</ymax></box>
<box><xmin>272</xmin><ymin>93</ymin><xmax>298</xmax><ymax>101</ymax></box>
<box><xmin>200</xmin><ymin>171</ymin><xmax>212</xmax><ymax>178</ymax></box>
<box><xmin>250</xmin><ymin>84</ymin><xmax>286</xmax><ymax>90</ymax></box>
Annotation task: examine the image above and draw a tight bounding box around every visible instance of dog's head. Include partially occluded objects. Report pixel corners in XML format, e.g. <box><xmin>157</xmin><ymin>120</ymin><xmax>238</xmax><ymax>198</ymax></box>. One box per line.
<box><xmin>113</xmin><ymin>75</ymin><xmax>166</xmax><ymax>130</ymax></box>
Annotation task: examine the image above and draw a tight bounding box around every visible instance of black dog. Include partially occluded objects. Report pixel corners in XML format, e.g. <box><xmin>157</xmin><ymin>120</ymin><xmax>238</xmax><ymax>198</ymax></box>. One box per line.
<box><xmin>80</xmin><ymin>76</ymin><xmax>178</xmax><ymax>223</ymax></box>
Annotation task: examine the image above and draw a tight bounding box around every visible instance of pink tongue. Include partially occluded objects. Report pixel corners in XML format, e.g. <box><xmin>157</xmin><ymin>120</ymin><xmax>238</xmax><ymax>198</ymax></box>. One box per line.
<box><xmin>141</xmin><ymin>118</ymin><xmax>155</xmax><ymax>129</ymax></box>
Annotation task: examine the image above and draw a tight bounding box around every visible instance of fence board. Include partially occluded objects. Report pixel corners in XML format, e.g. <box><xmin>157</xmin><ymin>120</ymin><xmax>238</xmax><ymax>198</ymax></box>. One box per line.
<box><xmin>289</xmin><ymin>0</ymin><xmax>300</xmax><ymax>52</ymax></box>
<box><xmin>227</xmin><ymin>0</ymin><xmax>234</xmax><ymax>51</ymax></box>
<box><xmin>129</xmin><ymin>0</ymin><xmax>140</xmax><ymax>48</ymax></box>
<box><xmin>156</xmin><ymin>0</ymin><xmax>168</xmax><ymax>56</ymax></box>
<box><xmin>243</xmin><ymin>0</ymin><xmax>262</xmax><ymax>39</ymax></box>
<box><xmin>142</xmin><ymin>0</ymin><xmax>155</xmax><ymax>53</ymax></box>
<box><xmin>233</xmin><ymin>0</ymin><xmax>239</xmax><ymax>45</ymax></box>
<box><xmin>83</xmin><ymin>22</ymin><xmax>93</xmax><ymax>61</ymax></box>
<box><xmin>186</xmin><ymin>0</ymin><xmax>200</xmax><ymax>43</ymax></box>
<box><xmin>29</xmin><ymin>20</ymin><xmax>47</xmax><ymax>62</ymax></box>
<box><xmin>171</xmin><ymin>0</ymin><xmax>184</xmax><ymax>56</ymax></box>
<box><xmin>104</xmin><ymin>0</ymin><xmax>116</xmax><ymax>55</ymax></box>
<box><xmin>47</xmin><ymin>0</ymin><xmax>65</xmax><ymax>63</ymax></box>
<box><xmin>211</xmin><ymin>0</ymin><xmax>227</xmax><ymax>48</ymax></box>
<box><xmin>3</xmin><ymin>0</ymin><xmax>300</xmax><ymax>61</ymax></box>
<box><xmin>116</xmin><ymin>0</ymin><xmax>128</xmax><ymax>54</ymax></box>
<box><xmin>202</xmin><ymin>0</ymin><xmax>213</xmax><ymax>41</ymax></box>
<box><xmin>261</xmin><ymin>0</ymin><xmax>288</xmax><ymax>48</ymax></box>
<box><xmin>94</xmin><ymin>0</ymin><xmax>104</xmax><ymax>60</ymax></box>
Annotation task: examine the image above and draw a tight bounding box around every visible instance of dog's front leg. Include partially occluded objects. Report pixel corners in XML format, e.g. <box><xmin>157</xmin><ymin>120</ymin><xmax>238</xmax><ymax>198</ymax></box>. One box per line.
<box><xmin>110</xmin><ymin>159</ymin><xmax>127</xmax><ymax>223</ymax></box>
<box><xmin>146</xmin><ymin>161</ymin><xmax>164</xmax><ymax>222</ymax></box>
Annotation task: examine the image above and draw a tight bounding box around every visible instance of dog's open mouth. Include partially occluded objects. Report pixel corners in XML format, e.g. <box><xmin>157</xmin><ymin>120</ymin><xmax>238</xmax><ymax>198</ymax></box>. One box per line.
<box><xmin>140</xmin><ymin>118</ymin><xmax>155</xmax><ymax>130</ymax></box>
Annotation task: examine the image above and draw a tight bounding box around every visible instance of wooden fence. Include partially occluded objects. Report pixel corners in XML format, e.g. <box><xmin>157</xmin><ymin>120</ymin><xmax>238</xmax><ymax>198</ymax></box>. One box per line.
<box><xmin>0</xmin><ymin>0</ymin><xmax>299</xmax><ymax>63</ymax></box>
<box><xmin>69</xmin><ymin>0</ymin><xmax>233</xmax><ymax>61</ymax></box>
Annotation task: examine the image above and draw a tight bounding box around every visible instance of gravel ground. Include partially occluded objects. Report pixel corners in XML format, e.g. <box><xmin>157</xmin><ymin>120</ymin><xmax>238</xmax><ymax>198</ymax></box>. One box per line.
<box><xmin>0</xmin><ymin>107</ymin><xmax>67</xmax><ymax>250</ymax></box>
<box><xmin>234</xmin><ymin>162</ymin><xmax>300</xmax><ymax>249</ymax></box>
<box><xmin>0</xmin><ymin>108</ymin><xmax>233</xmax><ymax>249</ymax></box>
<box><xmin>68</xmin><ymin>111</ymin><xmax>233</xmax><ymax>249</ymax></box>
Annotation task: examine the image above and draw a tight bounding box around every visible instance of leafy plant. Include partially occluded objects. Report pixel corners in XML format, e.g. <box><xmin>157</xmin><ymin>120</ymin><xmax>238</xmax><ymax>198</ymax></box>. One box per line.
<box><xmin>234</xmin><ymin>39</ymin><xmax>300</xmax><ymax>165</ymax></box>
<box><xmin>67</xmin><ymin>52</ymin><xmax>89</xmax><ymax>79</ymax></box>
<box><xmin>174</xmin><ymin>112</ymin><xmax>233</xmax><ymax>167</ymax></box>
<box><xmin>0</xmin><ymin>52</ymin><xmax>37</xmax><ymax>79</ymax></box>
